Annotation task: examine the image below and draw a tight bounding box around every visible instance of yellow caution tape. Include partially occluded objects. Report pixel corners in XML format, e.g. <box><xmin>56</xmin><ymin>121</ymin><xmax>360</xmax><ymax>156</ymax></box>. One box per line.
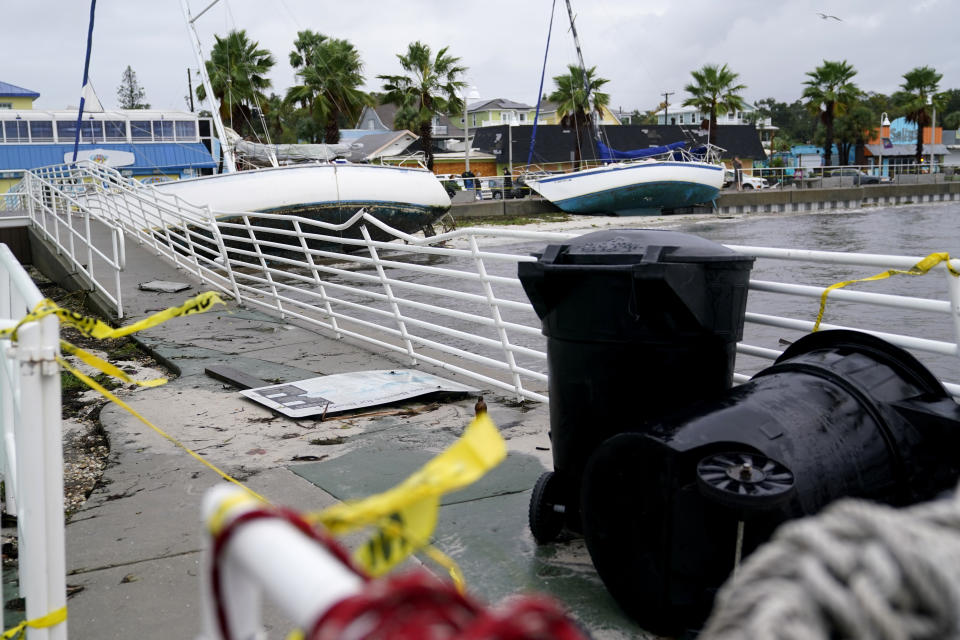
<box><xmin>2</xmin><ymin>606</ymin><xmax>66</xmax><ymax>639</ymax></box>
<box><xmin>60</xmin><ymin>340</ymin><xmax>167</xmax><ymax>388</ymax></box>
<box><xmin>6</xmin><ymin>289</ymin><xmax>498</xmax><ymax>595</ymax></box>
<box><xmin>309</xmin><ymin>414</ymin><xmax>506</xmax><ymax>585</ymax></box>
<box><xmin>56</xmin><ymin>354</ymin><xmax>268</xmax><ymax>504</ymax></box>
<box><xmin>2</xmin><ymin>291</ymin><xmax>225</xmax><ymax>342</ymax></box>
<box><xmin>207</xmin><ymin>490</ymin><xmax>264</xmax><ymax>536</ymax></box>
<box><xmin>813</xmin><ymin>252</ymin><xmax>960</xmax><ymax>332</ymax></box>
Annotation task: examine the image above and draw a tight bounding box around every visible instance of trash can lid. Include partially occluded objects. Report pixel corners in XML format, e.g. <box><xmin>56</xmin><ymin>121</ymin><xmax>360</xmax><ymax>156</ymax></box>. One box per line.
<box><xmin>539</xmin><ymin>229</ymin><xmax>753</xmax><ymax>266</ymax></box>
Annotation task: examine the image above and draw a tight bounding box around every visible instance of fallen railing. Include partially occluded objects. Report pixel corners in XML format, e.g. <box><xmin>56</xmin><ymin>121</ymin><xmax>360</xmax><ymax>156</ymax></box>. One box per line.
<box><xmin>0</xmin><ymin>243</ymin><xmax>67</xmax><ymax>640</ymax></box>
<box><xmin>19</xmin><ymin>161</ymin><xmax>960</xmax><ymax>403</ymax></box>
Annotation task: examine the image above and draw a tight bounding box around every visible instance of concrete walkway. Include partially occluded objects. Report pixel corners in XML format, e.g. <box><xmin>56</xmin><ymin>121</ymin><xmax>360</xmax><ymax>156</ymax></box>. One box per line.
<box><xmin>43</xmin><ymin>232</ymin><xmax>645</xmax><ymax>639</ymax></box>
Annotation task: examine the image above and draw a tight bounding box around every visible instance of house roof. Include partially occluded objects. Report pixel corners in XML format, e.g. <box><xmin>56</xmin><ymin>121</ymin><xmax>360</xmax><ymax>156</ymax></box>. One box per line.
<box><xmin>362</xmin><ymin>104</ymin><xmax>464</xmax><ymax>138</ymax></box>
<box><xmin>471</xmin><ymin>124</ymin><xmax>766</xmax><ymax>164</ymax></box>
<box><xmin>468</xmin><ymin>98</ymin><xmax>534</xmax><ymax>112</ymax></box>
<box><xmin>0</xmin><ymin>142</ymin><xmax>216</xmax><ymax>172</ymax></box>
<box><xmin>0</xmin><ymin>81</ymin><xmax>40</xmax><ymax>99</ymax></box>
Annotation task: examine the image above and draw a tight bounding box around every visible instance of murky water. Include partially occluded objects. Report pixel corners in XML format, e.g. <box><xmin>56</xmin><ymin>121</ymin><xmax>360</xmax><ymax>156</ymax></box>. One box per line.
<box><xmin>286</xmin><ymin>203</ymin><xmax>960</xmax><ymax>386</ymax></box>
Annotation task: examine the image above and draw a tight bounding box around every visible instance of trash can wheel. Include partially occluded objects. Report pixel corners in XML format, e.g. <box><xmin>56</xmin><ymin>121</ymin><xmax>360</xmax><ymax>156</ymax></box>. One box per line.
<box><xmin>529</xmin><ymin>471</ymin><xmax>565</xmax><ymax>543</ymax></box>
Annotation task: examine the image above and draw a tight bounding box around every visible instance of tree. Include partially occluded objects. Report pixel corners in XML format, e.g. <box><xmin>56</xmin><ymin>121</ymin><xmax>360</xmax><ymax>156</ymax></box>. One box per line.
<box><xmin>833</xmin><ymin>102</ymin><xmax>877</xmax><ymax>166</ymax></box>
<box><xmin>262</xmin><ymin>92</ymin><xmax>299</xmax><ymax>144</ymax></box>
<box><xmin>378</xmin><ymin>42</ymin><xmax>466</xmax><ymax>170</ymax></box>
<box><xmin>287</xmin><ymin>36</ymin><xmax>371</xmax><ymax>144</ymax></box>
<box><xmin>802</xmin><ymin>60</ymin><xmax>860</xmax><ymax>168</ymax></box>
<box><xmin>117</xmin><ymin>65</ymin><xmax>149</xmax><ymax>109</ymax></box>
<box><xmin>898</xmin><ymin>66</ymin><xmax>943</xmax><ymax>164</ymax></box>
<box><xmin>195</xmin><ymin>29</ymin><xmax>275</xmax><ymax>138</ymax></box>
<box><xmin>682</xmin><ymin>64</ymin><xmax>746</xmax><ymax>146</ymax></box>
<box><xmin>548</xmin><ymin>64</ymin><xmax>610</xmax><ymax>167</ymax></box>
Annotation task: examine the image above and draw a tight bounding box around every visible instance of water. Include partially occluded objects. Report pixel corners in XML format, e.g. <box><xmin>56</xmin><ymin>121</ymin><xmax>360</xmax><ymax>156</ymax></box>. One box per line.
<box><xmin>281</xmin><ymin>203</ymin><xmax>960</xmax><ymax>387</ymax></box>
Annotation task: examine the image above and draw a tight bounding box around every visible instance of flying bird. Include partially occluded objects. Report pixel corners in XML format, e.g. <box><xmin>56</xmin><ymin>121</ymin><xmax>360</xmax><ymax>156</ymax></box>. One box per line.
<box><xmin>817</xmin><ymin>12</ymin><xmax>842</xmax><ymax>21</ymax></box>
<box><xmin>474</xmin><ymin>396</ymin><xmax>487</xmax><ymax>416</ymax></box>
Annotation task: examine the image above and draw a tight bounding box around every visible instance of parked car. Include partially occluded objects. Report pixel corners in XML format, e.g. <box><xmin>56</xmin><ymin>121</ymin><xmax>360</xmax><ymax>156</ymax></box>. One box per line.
<box><xmin>825</xmin><ymin>168</ymin><xmax>885</xmax><ymax>185</ymax></box>
<box><xmin>724</xmin><ymin>169</ymin><xmax>768</xmax><ymax>190</ymax></box>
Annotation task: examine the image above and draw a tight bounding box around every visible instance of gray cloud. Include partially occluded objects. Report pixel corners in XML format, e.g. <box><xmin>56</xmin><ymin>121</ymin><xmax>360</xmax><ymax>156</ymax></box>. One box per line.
<box><xmin>7</xmin><ymin>0</ymin><xmax>958</xmax><ymax>114</ymax></box>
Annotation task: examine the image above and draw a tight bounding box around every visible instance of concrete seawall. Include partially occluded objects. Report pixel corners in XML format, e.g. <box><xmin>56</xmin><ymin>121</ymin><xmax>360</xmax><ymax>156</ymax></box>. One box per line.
<box><xmin>449</xmin><ymin>181</ymin><xmax>960</xmax><ymax>221</ymax></box>
<box><xmin>715</xmin><ymin>181</ymin><xmax>960</xmax><ymax>215</ymax></box>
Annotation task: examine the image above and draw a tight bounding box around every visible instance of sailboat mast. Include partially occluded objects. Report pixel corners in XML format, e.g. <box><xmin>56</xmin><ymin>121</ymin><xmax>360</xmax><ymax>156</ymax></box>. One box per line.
<box><xmin>563</xmin><ymin>0</ymin><xmax>600</xmax><ymax>141</ymax></box>
<box><xmin>180</xmin><ymin>0</ymin><xmax>238</xmax><ymax>173</ymax></box>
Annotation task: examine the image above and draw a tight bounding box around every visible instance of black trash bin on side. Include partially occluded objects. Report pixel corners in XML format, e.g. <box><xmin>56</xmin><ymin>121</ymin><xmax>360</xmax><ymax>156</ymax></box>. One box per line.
<box><xmin>580</xmin><ymin>329</ymin><xmax>960</xmax><ymax>635</ymax></box>
<box><xmin>518</xmin><ymin>229</ymin><xmax>755</xmax><ymax>542</ymax></box>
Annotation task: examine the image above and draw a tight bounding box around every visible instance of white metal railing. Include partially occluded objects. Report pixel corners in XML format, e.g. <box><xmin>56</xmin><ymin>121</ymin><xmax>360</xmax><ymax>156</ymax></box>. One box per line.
<box><xmin>734</xmin><ymin>161</ymin><xmax>960</xmax><ymax>190</ymax></box>
<box><xmin>20</xmin><ymin>162</ymin><xmax>960</xmax><ymax>403</ymax></box>
<box><xmin>17</xmin><ymin>164</ymin><xmax>126</xmax><ymax>317</ymax></box>
<box><xmin>0</xmin><ymin>243</ymin><xmax>66</xmax><ymax>640</ymax></box>
<box><xmin>199</xmin><ymin>485</ymin><xmax>364</xmax><ymax>639</ymax></box>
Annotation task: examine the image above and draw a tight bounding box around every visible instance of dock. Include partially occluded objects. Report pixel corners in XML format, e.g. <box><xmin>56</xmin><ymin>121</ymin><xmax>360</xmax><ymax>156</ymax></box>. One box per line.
<box><xmin>25</xmin><ymin>223</ymin><xmax>642</xmax><ymax>639</ymax></box>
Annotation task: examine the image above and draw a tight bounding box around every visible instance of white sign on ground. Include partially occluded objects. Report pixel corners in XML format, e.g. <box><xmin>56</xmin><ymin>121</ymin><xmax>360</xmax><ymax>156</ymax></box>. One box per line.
<box><xmin>240</xmin><ymin>369</ymin><xmax>478</xmax><ymax>418</ymax></box>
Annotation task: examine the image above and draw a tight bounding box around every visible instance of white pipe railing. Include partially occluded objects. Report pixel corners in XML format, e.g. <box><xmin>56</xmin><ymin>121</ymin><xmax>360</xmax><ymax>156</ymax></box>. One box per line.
<box><xmin>0</xmin><ymin>243</ymin><xmax>66</xmax><ymax>640</ymax></box>
<box><xmin>19</xmin><ymin>166</ymin><xmax>126</xmax><ymax>317</ymax></box>
<box><xmin>200</xmin><ymin>486</ymin><xmax>363</xmax><ymax>640</ymax></box>
<box><xmin>18</xmin><ymin>162</ymin><xmax>960</xmax><ymax>404</ymax></box>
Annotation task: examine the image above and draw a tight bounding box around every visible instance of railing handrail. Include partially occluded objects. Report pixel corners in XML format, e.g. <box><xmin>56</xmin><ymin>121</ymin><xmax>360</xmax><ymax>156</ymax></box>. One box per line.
<box><xmin>0</xmin><ymin>243</ymin><xmax>67</xmax><ymax>639</ymax></box>
<box><xmin>18</xmin><ymin>162</ymin><xmax>960</xmax><ymax>406</ymax></box>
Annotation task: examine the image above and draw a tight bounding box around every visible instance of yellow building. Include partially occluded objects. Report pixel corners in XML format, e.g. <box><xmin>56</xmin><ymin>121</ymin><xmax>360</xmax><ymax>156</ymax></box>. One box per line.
<box><xmin>0</xmin><ymin>81</ymin><xmax>39</xmax><ymax>111</ymax></box>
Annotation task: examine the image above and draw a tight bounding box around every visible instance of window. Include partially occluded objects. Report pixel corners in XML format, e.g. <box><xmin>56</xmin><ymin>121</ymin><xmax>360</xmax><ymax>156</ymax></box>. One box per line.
<box><xmin>174</xmin><ymin>120</ymin><xmax>196</xmax><ymax>140</ymax></box>
<box><xmin>153</xmin><ymin>120</ymin><xmax>173</xmax><ymax>141</ymax></box>
<box><xmin>0</xmin><ymin>103</ymin><xmax>12</xmax><ymax>109</ymax></box>
<box><xmin>3</xmin><ymin>120</ymin><xmax>28</xmax><ymax>142</ymax></box>
<box><xmin>104</xmin><ymin>121</ymin><xmax>126</xmax><ymax>141</ymax></box>
<box><xmin>56</xmin><ymin>120</ymin><xmax>78</xmax><ymax>141</ymax></box>
<box><xmin>519</xmin><ymin>113</ymin><xmax>526</xmax><ymax>122</ymax></box>
<box><xmin>81</xmin><ymin>120</ymin><xmax>103</xmax><ymax>142</ymax></box>
<box><xmin>29</xmin><ymin>120</ymin><xmax>54</xmax><ymax>142</ymax></box>
<box><xmin>131</xmin><ymin>120</ymin><xmax>152</xmax><ymax>139</ymax></box>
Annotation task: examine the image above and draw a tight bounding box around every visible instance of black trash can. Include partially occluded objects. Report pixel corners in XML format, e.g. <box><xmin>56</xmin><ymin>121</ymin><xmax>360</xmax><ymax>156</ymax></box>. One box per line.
<box><xmin>518</xmin><ymin>229</ymin><xmax>755</xmax><ymax>542</ymax></box>
<box><xmin>581</xmin><ymin>329</ymin><xmax>960</xmax><ymax>635</ymax></box>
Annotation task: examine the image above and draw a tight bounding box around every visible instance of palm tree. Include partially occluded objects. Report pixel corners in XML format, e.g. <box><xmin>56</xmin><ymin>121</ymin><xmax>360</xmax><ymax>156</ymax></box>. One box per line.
<box><xmin>899</xmin><ymin>66</ymin><xmax>943</xmax><ymax>165</ymax></box>
<box><xmin>801</xmin><ymin>60</ymin><xmax>860</xmax><ymax>168</ymax></box>
<box><xmin>195</xmin><ymin>30</ymin><xmax>275</xmax><ymax>138</ymax></box>
<box><xmin>378</xmin><ymin>41</ymin><xmax>466</xmax><ymax>170</ymax></box>
<box><xmin>286</xmin><ymin>36</ymin><xmax>370</xmax><ymax>144</ymax></box>
<box><xmin>285</xmin><ymin>30</ymin><xmax>327</xmax><ymax>142</ymax></box>
<box><xmin>289</xmin><ymin>29</ymin><xmax>327</xmax><ymax>71</ymax></box>
<box><xmin>548</xmin><ymin>64</ymin><xmax>610</xmax><ymax>167</ymax></box>
<box><xmin>682</xmin><ymin>64</ymin><xmax>746</xmax><ymax>146</ymax></box>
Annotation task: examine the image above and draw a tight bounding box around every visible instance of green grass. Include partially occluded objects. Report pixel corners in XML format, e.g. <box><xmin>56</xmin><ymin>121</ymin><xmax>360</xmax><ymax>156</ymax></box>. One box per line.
<box><xmin>61</xmin><ymin>371</ymin><xmax>121</xmax><ymax>393</ymax></box>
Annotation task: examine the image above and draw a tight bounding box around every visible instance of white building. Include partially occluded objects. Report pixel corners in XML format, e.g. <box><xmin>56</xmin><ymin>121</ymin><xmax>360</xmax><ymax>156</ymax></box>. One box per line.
<box><xmin>653</xmin><ymin>101</ymin><xmax>777</xmax><ymax>150</ymax></box>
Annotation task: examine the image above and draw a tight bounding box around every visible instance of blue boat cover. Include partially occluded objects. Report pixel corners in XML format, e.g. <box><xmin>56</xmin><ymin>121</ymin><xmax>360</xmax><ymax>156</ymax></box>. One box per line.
<box><xmin>597</xmin><ymin>140</ymin><xmax>687</xmax><ymax>162</ymax></box>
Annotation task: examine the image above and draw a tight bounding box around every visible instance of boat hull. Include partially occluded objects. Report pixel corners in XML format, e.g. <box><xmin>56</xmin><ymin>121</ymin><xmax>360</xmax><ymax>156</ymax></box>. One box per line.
<box><xmin>152</xmin><ymin>163</ymin><xmax>451</xmax><ymax>235</ymax></box>
<box><xmin>526</xmin><ymin>161</ymin><xmax>723</xmax><ymax>216</ymax></box>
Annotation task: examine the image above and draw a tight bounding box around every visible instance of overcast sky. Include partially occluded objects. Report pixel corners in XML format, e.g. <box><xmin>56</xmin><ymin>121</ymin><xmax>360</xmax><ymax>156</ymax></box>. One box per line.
<box><xmin>5</xmin><ymin>0</ymin><xmax>958</xmax><ymax>115</ymax></box>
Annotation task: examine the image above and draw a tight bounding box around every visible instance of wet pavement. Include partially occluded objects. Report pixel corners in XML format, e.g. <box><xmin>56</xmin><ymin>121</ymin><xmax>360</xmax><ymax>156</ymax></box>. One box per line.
<box><xmin>54</xmin><ymin>224</ymin><xmax>647</xmax><ymax>639</ymax></box>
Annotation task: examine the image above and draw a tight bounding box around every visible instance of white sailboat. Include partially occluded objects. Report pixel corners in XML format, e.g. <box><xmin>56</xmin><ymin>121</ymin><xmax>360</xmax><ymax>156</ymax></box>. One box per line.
<box><xmin>155</xmin><ymin>0</ymin><xmax>450</xmax><ymax>240</ymax></box>
<box><xmin>524</xmin><ymin>1</ymin><xmax>724</xmax><ymax>216</ymax></box>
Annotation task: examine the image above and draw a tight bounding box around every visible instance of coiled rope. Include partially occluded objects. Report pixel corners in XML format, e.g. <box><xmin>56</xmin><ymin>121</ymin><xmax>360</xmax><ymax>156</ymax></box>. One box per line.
<box><xmin>701</xmin><ymin>486</ymin><xmax>960</xmax><ymax>640</ymax></box>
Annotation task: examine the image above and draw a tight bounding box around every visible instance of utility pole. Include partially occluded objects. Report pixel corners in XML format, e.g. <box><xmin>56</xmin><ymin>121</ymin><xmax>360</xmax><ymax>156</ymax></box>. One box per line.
<box><xmin>663</xmin><ymin>91</ymin><xmax>674</xmax><ymax>125</ymax></box>
<box><xmin>187</xmin><ymin>68</ymin><xmax>195</xmax><ymax>112</ymax></box>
